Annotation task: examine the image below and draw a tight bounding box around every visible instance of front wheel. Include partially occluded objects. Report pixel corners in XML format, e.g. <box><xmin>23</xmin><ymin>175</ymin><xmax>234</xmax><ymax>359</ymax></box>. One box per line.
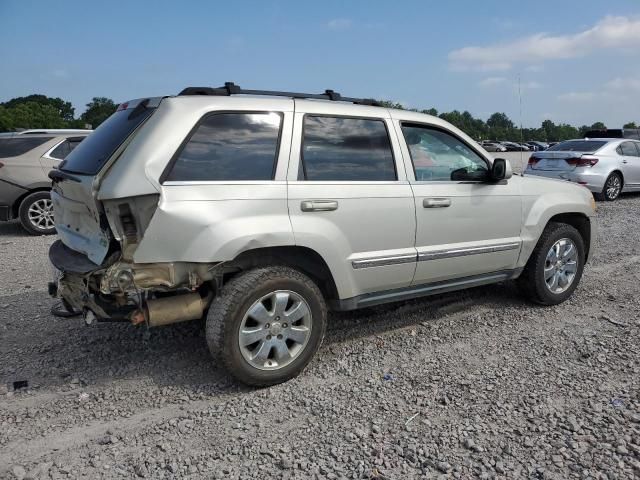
<box><xmin>518</xmin><ymin>222</ymin><xmax>585</xmax><ymax>305</ymax></box>
<box><xmin>206</xmin><ymin>266</ymin><xmax>327</xmax><ymax>386</ymax></box>
<box><xmin>19</xmin><ymin>191</ymin><xmax>56</xmax><ymax>235</ymax></box>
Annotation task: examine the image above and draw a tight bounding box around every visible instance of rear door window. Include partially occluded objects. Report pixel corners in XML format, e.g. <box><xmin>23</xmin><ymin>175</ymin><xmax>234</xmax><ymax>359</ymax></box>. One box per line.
<box><xmin>301</xmin><ymin>116</ymin><xmax>396</xmax><ymax>181</ymax></box>
<box><xmin>163</xmin><ymin>112</ymin><xmax>282</xmax><ymax>182</ymax></box>
<box><xmin>620</xmin><ymin>142</ymin><xmax>640</xmax><ymax>156</ymax></box>
<box><xmin>0</xmin><ymin>137</ymin><xmax>53</xmax><ymax>158</ymax></box>
<box><xmin>60</xmin><ymin>105</ymin><xmax>155</xmax><ymax>175</ymax></box>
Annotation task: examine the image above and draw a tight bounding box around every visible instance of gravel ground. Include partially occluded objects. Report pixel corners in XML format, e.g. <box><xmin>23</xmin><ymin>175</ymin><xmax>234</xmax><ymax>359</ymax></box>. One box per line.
<box><xmin>1</xmin><ymin>193</ymin><xmax>640</xmax><ymax>480</ymax></box>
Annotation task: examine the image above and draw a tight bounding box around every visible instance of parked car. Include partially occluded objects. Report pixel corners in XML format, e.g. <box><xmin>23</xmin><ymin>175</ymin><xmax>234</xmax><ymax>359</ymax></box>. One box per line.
<box><xmin>0</xmin><ymin>129</ymin><xmax>92</xmax><ymax>234</ymax></box>
<box><xmin>501</xmin><ymin>141</ymin><xmax>529</xmax><ymax>152</ymax></box>
<box><xmin>480</xmin><ymin>141</ymin><xmax>507</xmax><ymax>152</ymax></box>
<box><xmin>48</xmin><ymin>84</ymin><xmax>596</xmax><ymax>386</ymax></box>
<box><xmin>526</xmin><ymin>141</ymin><xmax>548</xmax><ymax>151</ymax></box>
<box><xmin>584</xmin><ymin>128</ymin><xmax>640</xmax><ymax>140</ymax></box>
<box><xmin>525</xmin><ymin>138</ymin><xmax>640</xmax><ymax>201</ymax></box>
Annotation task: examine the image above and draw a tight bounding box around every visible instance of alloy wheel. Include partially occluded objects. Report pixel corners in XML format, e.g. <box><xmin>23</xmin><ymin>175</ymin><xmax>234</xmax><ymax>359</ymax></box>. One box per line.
<box><xmin>544</xmin><ymin>238</ymin><xmax>578</xmax><ymax>294</ymax></box>
<box><xmin>605</xmin><ymin>175</ymin><xmax>621</xmax><ymax>200</ymax></box>
<box><xmin>27</xmin><ymin>198</ymin><xmax>54</xmax><ymax>231</ymax></box>
<box><xmin>238</xmin><ymin>290</ymin><xmax>312</xmax><ymax>370</ymax></box>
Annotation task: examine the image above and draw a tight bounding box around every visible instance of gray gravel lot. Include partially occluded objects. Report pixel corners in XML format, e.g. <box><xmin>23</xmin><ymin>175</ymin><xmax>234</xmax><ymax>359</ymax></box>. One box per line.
<box><xmin>1</xmin><ymin>192</ymin><xmax>639</xmax><ymax>479</ymax></box>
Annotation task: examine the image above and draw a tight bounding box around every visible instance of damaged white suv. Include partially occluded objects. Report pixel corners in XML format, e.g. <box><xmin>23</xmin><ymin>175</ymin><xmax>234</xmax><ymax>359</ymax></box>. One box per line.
<box><xmin>49</xmin><ymin>83</ymin><xmax>596</xmax><ymax>386</ymax></box>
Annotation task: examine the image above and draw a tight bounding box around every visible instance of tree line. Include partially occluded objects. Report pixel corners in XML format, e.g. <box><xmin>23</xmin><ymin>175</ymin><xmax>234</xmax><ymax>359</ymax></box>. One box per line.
<box><xmin>0</xmin><ymin>95</ymin><xmax>117</xmax><ymax>132</ymax></box>
<box><xmin>0</xmin><ymin>94</ymin><xmax>637</xmax><ymax>142</ymax></box>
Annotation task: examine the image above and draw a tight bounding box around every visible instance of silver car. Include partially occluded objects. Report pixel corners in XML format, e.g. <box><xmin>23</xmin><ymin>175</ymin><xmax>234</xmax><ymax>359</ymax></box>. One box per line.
<box><xmin>48</xmin><ymin>84</ymin><xmax>596</xmax><ymax>386</ymax></box>
<box><xmin>0</xmin><ymin>129</ymin><xmax>91</xmax><ymax>234</ymax></box>
<box><xmin>525</xmin><ymin>138</ymin><xmax>640</xmax><ymax>201</ymax></box>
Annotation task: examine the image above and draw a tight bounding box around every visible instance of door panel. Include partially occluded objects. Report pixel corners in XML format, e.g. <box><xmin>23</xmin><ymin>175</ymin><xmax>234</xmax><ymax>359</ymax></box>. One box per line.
<box><xmin>622</xmin><ymin>142</ymin><xmax>640</xmax><ymax>187</ymax></box>
<box><xmin>411</xmin><ymin>182</ymin><xmax>522</xmax><ymax>284</ymax></box>
<box><xmin>287</xmin><ymin>182</ymin><xmax>417</xmax><ymax>296</ymax></box>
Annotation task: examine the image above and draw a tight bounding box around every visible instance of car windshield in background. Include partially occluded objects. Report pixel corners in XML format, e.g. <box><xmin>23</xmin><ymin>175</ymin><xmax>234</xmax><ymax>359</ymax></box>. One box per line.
<box><xmin>547</xmin><ymin>140</ymin><xmax>607</xmax><ymax>152</ymax></box>
<box><xmin>0</xmin><ymin>137</ymin><xmax>53</xmax><ymax>158</ymax></box>
<box><xmin>60</xmin><ymin>106</ymin><xmax>155</xmax><ymax>175</ymax></box>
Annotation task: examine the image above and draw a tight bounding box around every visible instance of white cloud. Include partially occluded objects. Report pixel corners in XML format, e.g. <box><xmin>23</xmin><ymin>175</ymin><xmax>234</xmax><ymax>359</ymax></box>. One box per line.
<box><xmin>521</xmin><ymin>81</ymin><xmax>542</xmax><ymax>90</ymax></box>
<box><xmin>525</xmin><ymin>65</ymin><xmax>544</xmax><ymax>72</ymax></box>
<box><xmin>449</xmin><ymin>15</ymin><xmax>640</xmax><ymax>71</ymax></box>
<box><xmin>327</xmin><ymin>18</ymin><xmax>352</xmax><ymax>30</ymax></box>
<box><xmin>557</xmin><ymin>92</ymin><xmax>596</xmax><ymax>102</ymax></box>
<box><xmin>605</xmin><ymin>76</ymin><xmax>640</xmax><ymax>91</ymax></box>
<box><xmin>478</xmin><ymin>76</ymin><xmax>507</xmax><ymax>87</ymax></box>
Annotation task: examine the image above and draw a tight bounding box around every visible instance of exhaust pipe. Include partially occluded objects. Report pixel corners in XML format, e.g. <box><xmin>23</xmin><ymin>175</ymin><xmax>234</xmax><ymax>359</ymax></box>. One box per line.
<box><xmin>132</xmin><ymin>292</ymin><xmax>207</xmax><ymax>327</ymax></box>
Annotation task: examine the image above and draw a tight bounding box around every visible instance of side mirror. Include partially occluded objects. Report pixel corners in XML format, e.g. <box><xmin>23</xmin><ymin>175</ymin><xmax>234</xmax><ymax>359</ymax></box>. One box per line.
<box><xmin>491</xmin><ymin>158</ymin><xmax>512</xmax><ymax>181</ymax></box>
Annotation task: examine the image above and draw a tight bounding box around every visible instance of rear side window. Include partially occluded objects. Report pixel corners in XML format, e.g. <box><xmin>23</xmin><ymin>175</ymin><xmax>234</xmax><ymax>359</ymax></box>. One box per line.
<box><xmin>547</xmin><ymin>140</ymin><xmax>607</xmax><ymax>152</ymax></box>
<box><xmin>619</xmin><ymin>142</ymin><xmax>640</xmax><ymax>156</ymax></box>
<box><xmin>60</xmin><ymin>106</ymin><xmax>155</xmax><ymax>175</ymax></box>
<box><xmin>49</xmin><ymin>137</ymin><xmax>85</xmax><ymax>160</ymax></box>
<box><xmin>164</xmin><ymin>112</ymin><xmax>282</xmax><ymax>182</ymax></box>
<box><xmin>301</xmin><ymin>116</ymin><xmax>396</xmax><ymax>181</ymax></box>
<box><xmin>0</xmin><ymin>137</ymin><xmax>53</xmax><ymax>158</ymax></box>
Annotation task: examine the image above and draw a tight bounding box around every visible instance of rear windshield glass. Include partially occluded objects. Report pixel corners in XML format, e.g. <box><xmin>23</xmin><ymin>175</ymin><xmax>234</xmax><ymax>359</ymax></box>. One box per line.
<box><xmin>60</xmin><ymin>106</ymin><xmax>154</xmax><ymax>175</ymax></box>
<box><xmin>0</xmin><ymin>137</ymin><xmax>53</xmax><ymax>158</ymax></box>
<box><xmin>547</xmin><ymin>140</ymin><xmax>607</xmax><ymax>152</ymax></box>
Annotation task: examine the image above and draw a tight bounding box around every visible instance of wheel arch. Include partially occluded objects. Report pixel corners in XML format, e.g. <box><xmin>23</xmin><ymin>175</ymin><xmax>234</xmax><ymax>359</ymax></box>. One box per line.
<box><xmin>547</xmin><ymin>212</ymin><xmax>592</xmax><ymax>261</ymax></box>
<box><xmin>222</xmin><ymin>246</ymin><xmax>340</xmax><ymax>304</ymax></box>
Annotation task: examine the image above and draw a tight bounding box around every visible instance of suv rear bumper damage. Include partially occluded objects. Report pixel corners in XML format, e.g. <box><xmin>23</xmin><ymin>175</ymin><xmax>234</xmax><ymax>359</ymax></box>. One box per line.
<box><xmin>48</xmin><ymin>239</ymin><xmax>217</xmax><ymax>327</ymax></box>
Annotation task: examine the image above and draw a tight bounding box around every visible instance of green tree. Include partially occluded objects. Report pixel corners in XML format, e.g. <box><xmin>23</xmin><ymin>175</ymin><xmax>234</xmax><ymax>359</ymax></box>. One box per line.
<box><xmin>590</xmin><ymin>121</ymin><xmax>606</xmax><ymax>130</ymax></box>
<box><xmin>2</xmin><ymin>94</ymin><xmax>75</xmax><ymax>121</ymax></box>
<box><xmin>623</xmin><ymin>121</ymin><xmax>638</xmax><ymax>128</ymax></box>
<box><xmin>80</xmin><ymin>97</ymin><xmax>117</xmax><ymax>128</ymax></box>
<box><xmin>0</xmin><ymin>102</ymin><xmax>66</xmax><ymax>130</ymax></box>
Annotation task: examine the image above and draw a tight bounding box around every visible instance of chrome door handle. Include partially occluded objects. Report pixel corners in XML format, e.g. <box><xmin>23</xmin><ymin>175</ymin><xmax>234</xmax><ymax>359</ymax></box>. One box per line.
<box><xmin>622</xmin><ymin>159</ymin><xmax>628</xmax><ymax>164</ymax></box>
<box><xmin>423</xmin><ymin>198</ymin><xmax>451</xmax><ymax>208</ymax></box>
<box><xmin>301</xmin><ymin>200</ymin><xmax>339</xmax><ymax>212</ymax></box>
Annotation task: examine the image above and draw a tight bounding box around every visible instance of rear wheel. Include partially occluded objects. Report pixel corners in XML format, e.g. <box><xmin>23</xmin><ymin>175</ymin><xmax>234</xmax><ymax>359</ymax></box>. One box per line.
<box><xmin>206</xmin><ymin>266</ymin><xmax>327</xmax><ymax>386</ymax></box>
<box><xmin>518</xmin><ymin>222</ymin><xmax>585</xmax><ymax>305</ymax></box>
<box><xmin>595</xmin><ymin>172</ymin><xmax>622</xmax><ymax>201</ymax></box>
<box><xmin>19</xmin><ymin>191</ymin><xmax>56</xmax><ymax>235</ymax></box>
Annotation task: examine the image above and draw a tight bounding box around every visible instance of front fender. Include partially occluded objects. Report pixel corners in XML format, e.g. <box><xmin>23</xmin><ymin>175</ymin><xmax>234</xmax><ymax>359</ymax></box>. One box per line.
<box><xmin>518</xmin><ymin>179</ymin><xmax>595</xmax><ymax>267</ymax></box>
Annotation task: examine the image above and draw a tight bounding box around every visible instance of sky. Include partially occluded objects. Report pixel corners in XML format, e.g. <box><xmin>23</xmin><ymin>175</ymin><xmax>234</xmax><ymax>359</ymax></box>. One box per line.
<box><xmin>1</xmin><ymin>0</ymin><xmax>639</xmax><ymax>128</ymax></box>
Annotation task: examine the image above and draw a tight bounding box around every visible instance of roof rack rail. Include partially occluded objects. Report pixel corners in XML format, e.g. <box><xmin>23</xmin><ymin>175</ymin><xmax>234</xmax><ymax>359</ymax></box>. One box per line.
<box><xmin>178</xmin><ymin>82</ymin><xmax>381</xmax><ymax>107</ymax></box>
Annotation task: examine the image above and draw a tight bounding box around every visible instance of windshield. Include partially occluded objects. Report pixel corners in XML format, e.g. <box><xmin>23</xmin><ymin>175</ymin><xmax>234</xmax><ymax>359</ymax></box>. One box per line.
<box><xmin>547</xmin><ymin>140</ymin><xmax>607</xmax><ymax>152</ymax></box>
<box><xmin>60</xmin><ymin>105</ymin><xmax>155</xmax><ymax>175</ymax></box>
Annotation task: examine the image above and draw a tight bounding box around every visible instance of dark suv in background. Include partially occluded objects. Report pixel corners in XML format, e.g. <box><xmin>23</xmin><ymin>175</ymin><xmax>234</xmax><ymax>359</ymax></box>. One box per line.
<box><xmin>0</xmin><ymin>129</ymin><xmax>91</xmax><ymax>234</ymax></box>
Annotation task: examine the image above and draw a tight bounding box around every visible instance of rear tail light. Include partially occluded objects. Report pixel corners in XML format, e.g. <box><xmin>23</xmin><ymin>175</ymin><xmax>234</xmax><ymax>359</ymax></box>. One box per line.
<box><xmin>566</xmin><ymin>156</ymin><xmax>599</xmax><ymax>167</ymax></box>
<box><xmin>116</xmin><ymin>102</ymin><xmax>129</xmax><ymax>111</ymax></box>
<box><xmin>528</xmin><ymin>156</ymin><xmax>539</xmax><ymax>165</ymax></box>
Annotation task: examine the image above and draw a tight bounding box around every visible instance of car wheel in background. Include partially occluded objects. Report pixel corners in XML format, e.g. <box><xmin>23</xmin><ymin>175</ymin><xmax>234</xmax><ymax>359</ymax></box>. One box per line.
<box><xmin>18</xmin><ymin>191</ymin><xmax>56</xmax><ymax>235</ymax></box>
<box><xmin>206</xmin><ymin>266</ymin><xmax>327</xmax><ymax>386</ymax></box>
<box><xmin>517</xmin><ymin>222</ymin><xmax>585</xmax><ymax>305</ymax></box>
<box><xmin>595</xmin><ymin>172</ymin><xmax>622</xmax><ymax>201</ymax></box>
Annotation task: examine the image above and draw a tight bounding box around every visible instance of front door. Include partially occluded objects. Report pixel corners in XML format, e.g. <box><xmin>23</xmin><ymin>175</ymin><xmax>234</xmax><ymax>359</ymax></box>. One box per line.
<box><xmin>394</xmin><ymin>120</ymin><xmax>522</xmax><ymax>285</ymax></box>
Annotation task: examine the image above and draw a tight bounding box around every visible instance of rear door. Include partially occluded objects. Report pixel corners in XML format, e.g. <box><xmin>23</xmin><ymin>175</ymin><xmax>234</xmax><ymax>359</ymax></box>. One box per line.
<box><xmin>619</xmin><ymin>141</ymin><xmax>640</xmax><ymax>187</ymax></box>
<box><xmin>287</xmin><ymin>102</ymin><xmax>416</xmax><ymax>298</ymax></box>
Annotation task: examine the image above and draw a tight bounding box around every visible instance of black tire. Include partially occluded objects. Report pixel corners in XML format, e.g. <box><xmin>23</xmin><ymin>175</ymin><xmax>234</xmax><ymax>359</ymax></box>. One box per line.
<box><xmin>594</xmin><ymin>172</ymin><xmax>622</xmax><ymax>201</ymax></box>
<box><xmin>517</xmin><ymin>222</ymin><xmax>585</xmax><ymax>305</ymax></box>
<box><xmin>18</xmin><ymin>191</ymin><xmax>56</xmax><ymax>235</ymax></box>
<box><xmin>206</xmin><ymin>266</ymin><xmax>327</xmax><ymax>387</ymax></box>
